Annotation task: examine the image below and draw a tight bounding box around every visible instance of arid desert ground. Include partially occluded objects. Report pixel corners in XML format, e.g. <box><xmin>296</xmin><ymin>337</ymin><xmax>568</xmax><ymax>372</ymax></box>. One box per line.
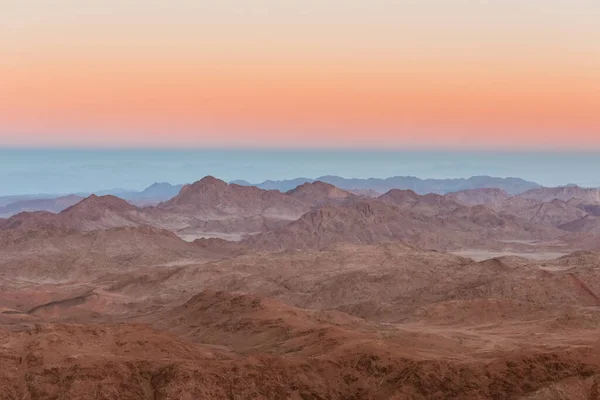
<box><xmin>3</xmin><ymin>177</ymin><xmax>600</xmax><ymax>399</ymax></box>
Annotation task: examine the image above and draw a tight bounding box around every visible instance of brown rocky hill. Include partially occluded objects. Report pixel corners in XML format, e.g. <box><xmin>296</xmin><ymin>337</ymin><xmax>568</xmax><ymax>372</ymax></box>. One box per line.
<box><xmin>149</xmin><ymin>176</ymin><xmax>310</xmax><ymax>240</ymax></box>
<box><xmin>157</xmin><ymin>176</ymin><xmax>308</xmax><ymax>217</ymax></box>
<box><xmin>245</xmin><ymin>194</ymin><xmax>560</xmax><ymax>251</ymax></box>
<box><xmin>378</xmin><ymin>189</ymin><xmax>463</xmax><ymax>216</ymax></box>
<box><xmin>58</xmin><ymin>194</ymin><xmax>146</xmax><ymax>230</ymax></box>
<box><xmin>244</xmin><ymin>199</ymin><xmax>535</xmax><ymax>251</ymax></box>
<box><xmin>142</xmin><ymin>290</ymin><xmax>369</xmax><ymax>356</ymax></box>
<box><xmin>0</xmin><ymin>211</ymin><xmax>65</xmax><ymax>237</ymax></box>
<box><xmin>445</xmin><ymin>188</ymin><xmax>509</xmax><ymax>207</ymax></box>
<box><xmin>152</xmin><ymin>243</ymin><xmax>471</xmax><ymax>318</ymax></box>
<box><xmin>377</xmin><ymin>189</ymin><xmax>541</xmax><ymax>234</ymax></box>
<box><xmin>495</xmin><ymin>196</ymin><xmax>591</xmax><ymax>229</ymax></box>
<box><xmin>243</xmin><ymin>200</ymin><xmax>459</xmax><ymax>251</ymax></box>
<box><xmin>0</xmin><ymin>225</ymin><xmax>224</xmax><ymax>281</ymax></box>
<box><xmin>520</xmin><ymin>199</ymin><xmax>588</xmax><ymax>226</ymax></box>
<box><xmin>445</xmin><ymin>204</ymin><xmax>522</xmax><ymax>229</ymax></box>
<box><xmin>444</xmin><ymin>191</ymin><xmax>590</xmax><ymax>229</ymax></box>
<box><xmin>0</xmin><ymin>194</ymin><xmax>147</xmax><ymax>244</ymax></box>
<box><xmin>286</xmin><ymin>180</ymin><xmax>355</xmax><ymax>206</ymax></box>
<box><xmin>519</xmin><ymin>186</ymin><xmax>600</xmax><ymax>203</ymax></box>
<box><xmin>446</xmin><ymin>188</ymin><xmax>595</xmax><ymax>228</ymax></box>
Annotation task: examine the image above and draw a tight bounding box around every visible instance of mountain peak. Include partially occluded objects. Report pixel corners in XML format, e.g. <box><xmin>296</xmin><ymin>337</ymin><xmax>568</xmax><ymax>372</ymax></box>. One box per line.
<box><xmin>289</xmin><ymin>180</ymin><xmax>339</xmax><ymax>193</ymax></box>
<box><xmin>62</xmin><ymin>194</ymin><xmax>138</xmax><ymax>215</ymax></box>
<box><xmin>198</xmin><ymin>176</ymin><xmax>227</xmax><ymax>185</ymax></box>
<box><xmin>378</xmin><ymin>189</ymin><xmax>420</xmax><ymax>203</ymax></box>
<box><xmin>287</xmin><ymin>181</ymin><xmax>353</xmax><ymax>205</ymax></box>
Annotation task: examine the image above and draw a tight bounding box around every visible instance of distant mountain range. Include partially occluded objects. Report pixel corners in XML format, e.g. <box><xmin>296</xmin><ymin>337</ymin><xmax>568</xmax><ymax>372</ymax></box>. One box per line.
<box><xmin>103</xmin><ymin>182</ymin><xmax>185</xmax><ymax>205</ymax></box>
<box><xmin>0</xmin><ymin>175</ymin><xmax>587</xmax><ymax>219</ymax></box>
<box><xmin>0</xmin><ymin>182</ymin><xmax>184</xmax><ymax>217</ymax></box>
<box><xmin>0</xmin><ymin>195</ymin><xmax>84</xmax><ymax>218</ymax></box>
<box><xmin>231</xmin><ymin>175</ymin><xmax>542</xmax><ymax>195</ymax></box>
<box><xmin>231</xmin><ymin>178</ymin><xmax>314</xmax><ymax>192</ymax></box>
<box><xmin>4</xmin><ymin>175</ymin><xmax>600</xmax><ymax>252</ymax></box>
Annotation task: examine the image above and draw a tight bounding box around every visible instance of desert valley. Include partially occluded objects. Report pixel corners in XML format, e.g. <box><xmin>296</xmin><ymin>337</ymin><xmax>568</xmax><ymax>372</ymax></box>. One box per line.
<box><xmin>2</xmin><ymin>175</ymin><xmax>600</xmax><ymax>399</ymax></box>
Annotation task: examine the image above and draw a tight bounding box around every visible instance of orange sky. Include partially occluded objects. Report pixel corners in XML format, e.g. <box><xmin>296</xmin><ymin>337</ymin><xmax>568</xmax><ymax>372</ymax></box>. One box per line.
<box><xmin>1</xmin><ymin>0</ymin><xmax>599</xmax><ymax>149</ymax></box>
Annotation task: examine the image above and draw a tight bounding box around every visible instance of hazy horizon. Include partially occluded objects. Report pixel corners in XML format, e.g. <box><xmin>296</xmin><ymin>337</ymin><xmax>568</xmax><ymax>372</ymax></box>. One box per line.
<box><xmin>2</xmin><ymin>1</ymin><xmax>599</xmax><ymax>194</ymax></box>
<box><xmin>2</xmin><ymin>148</ymin><xmax>600</xmax><ymax>196</ymax></box>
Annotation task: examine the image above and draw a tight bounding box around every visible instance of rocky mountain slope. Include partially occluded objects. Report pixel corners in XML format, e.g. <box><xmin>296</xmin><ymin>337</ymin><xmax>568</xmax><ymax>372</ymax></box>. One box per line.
<box><xmin>3</xmin><ymin>243</ymin><xmax>600</xmax><ymax>399</ymax></box>
<box><xmin>5</xmin><ymin>176</ymin><xmax>600</xmax><ymax>399</ymax></box>
<box><xmin>148</xmin><ymin>176</ymin><xmax>310</xmax><ymax>240</ymax></box>
<box><xmin>286</xmin><ymin>181</ymin><xmax>355</xmax><ymax>206</ymax></box>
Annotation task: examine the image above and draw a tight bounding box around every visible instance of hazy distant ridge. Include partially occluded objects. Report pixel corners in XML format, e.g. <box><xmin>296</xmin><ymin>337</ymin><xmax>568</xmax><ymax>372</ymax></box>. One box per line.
<box><xmin>232</xmin><ymin>175</ymin><xmax>542</xmax><ymax>195</ymax></box>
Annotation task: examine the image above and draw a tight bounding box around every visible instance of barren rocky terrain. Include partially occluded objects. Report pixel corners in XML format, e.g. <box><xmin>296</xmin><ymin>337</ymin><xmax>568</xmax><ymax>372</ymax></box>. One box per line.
<box><xmin>3</xmin><ymin>177</ymin><xmax>600</xmax><ymax>399</ymax></box>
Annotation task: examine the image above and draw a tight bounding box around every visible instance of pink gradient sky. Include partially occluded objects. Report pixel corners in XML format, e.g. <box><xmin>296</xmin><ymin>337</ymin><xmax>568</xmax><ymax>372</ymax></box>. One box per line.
<box><xmin>1</xmin><ymin>0</ymin><xmax>599</xmax><ymax>149</ymax></box>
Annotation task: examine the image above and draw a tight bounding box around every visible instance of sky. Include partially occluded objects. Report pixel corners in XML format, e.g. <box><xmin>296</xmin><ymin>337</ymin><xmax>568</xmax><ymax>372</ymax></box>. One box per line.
<box><xmin>1</xmin><ymin>0</ymin><xmax>599</xmax><ymax>149</ymax></box>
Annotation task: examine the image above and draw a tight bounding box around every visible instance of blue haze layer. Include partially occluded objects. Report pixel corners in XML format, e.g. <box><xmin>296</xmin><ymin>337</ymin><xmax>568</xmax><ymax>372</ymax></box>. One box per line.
<box><xmin>1</xmin><ymin>149</ymin><xmax>599</xmax><ymax>196</ymax></box>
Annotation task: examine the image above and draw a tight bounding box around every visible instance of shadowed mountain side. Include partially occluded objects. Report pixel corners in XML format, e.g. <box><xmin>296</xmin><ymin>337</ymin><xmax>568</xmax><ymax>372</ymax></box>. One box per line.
<box><xmin>560</xmin><ymin>215</ymin><xmax>600</xmax><ymax>234</ymax></box>
<box><xmin>580</xmin><ymin>203</ymin><xmax>600</xmax><ymax>216</ymax></box>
